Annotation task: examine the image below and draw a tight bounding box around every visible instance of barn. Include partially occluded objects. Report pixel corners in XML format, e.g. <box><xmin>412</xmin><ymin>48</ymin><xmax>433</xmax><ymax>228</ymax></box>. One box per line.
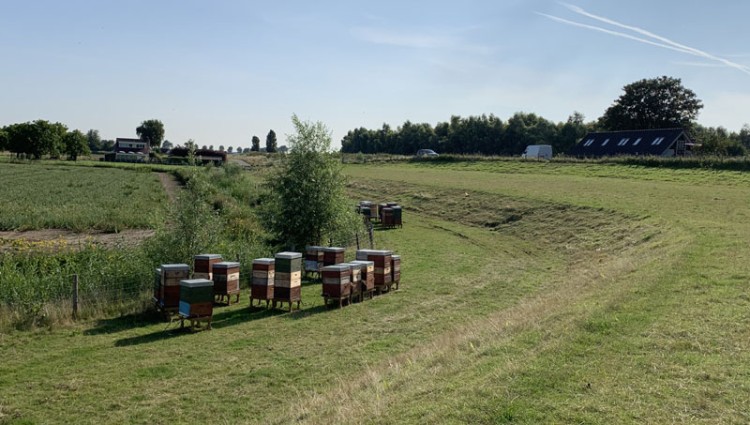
<box><xmin>569</xmin><ymin>128</ymin><xmax>694</xmax><ymax>157</ymax></box>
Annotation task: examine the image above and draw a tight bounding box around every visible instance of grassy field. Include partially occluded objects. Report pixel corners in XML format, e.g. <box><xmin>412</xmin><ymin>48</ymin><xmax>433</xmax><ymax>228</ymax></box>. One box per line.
<box><xmin>2</xmin><ymin>160</ymin><xmax>750</xmax><ymax>423</ymax></box>
<box><xmin>0</xmin><ymin>163</ymin><xmax>168</xmax><ymax>231</ymax></box>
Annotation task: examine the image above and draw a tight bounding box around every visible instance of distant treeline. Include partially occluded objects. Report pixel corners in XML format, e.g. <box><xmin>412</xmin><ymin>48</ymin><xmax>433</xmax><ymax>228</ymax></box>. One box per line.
<box><xmin>341</xmin><ymin>112</ymin><xmax>589</xmax><ymax>156</ymax></box>
<box><xmin>340</xmin><ymin>112</ymin><xmax>750</xmax><ymax>156</ymax></box>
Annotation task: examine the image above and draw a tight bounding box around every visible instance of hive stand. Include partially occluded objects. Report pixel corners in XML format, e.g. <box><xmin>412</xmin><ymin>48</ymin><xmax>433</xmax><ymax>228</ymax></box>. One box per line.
<box><xmin>272</xmin><ymin>299</ymin><xmax>301</xmax><ymax>312</ymax></box>
<box><xmin>179</xmin><ymin>315</ymin><xmax>212</xmax><ymax>331</ymax></box>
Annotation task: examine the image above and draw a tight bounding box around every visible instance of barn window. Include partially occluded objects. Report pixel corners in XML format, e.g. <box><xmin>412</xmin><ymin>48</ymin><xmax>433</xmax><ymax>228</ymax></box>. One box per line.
<box><xmin>618</xmin><ymin>138</ymin><xmax>629</xmax><ymax>146</ymax></box>
<box><xmin>601</xmin><ymin>138</ymin><xmax>610</xmax><ymax>146</ymax></box>
<box><xmin>583</xmin><ymin>139</ymin><xmax>594</xmax><ymax>147</ymax></box>
<box><xmin>633</xmin><ymin>138</ymin><xmax>641</xmax><ymax>146</ymax></box>
<box><xmin>652</xmin><ymin>137</ymin><xmax>665</xmax><ymax>146</ymax></box>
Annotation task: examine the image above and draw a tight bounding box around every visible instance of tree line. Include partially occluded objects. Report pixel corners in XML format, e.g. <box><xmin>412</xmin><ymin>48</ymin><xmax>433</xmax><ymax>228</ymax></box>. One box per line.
<box><xmin>341</xmin><ymin>76</ymin><xmax>750</xmax><ymax>156</ymax></box>
<box><xmin>0</xmin><ymin>120</ymin><xmax>91</xmax><ymax>160</ymax></box>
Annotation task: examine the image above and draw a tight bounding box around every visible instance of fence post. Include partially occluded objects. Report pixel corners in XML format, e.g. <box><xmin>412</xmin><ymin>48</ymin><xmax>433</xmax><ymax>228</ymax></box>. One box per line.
<box><xmin>72</xmin><ymin>274</ymin><xmax>79</xmax><ymax>320</ymax></box>
<box><xmin>368</xmin><ymin>222</ymin><xmax>374</xmax><ymax>249</ymax></box>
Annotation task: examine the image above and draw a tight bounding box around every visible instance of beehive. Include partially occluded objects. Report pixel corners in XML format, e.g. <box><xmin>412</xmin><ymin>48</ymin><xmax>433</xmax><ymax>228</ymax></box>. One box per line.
<box><xmin>213</xmin><ymin>261</ymin><xmax>241</xmax><ymax>303</ymax></box>
<box><xmin>391</xmin><ymin>255</ymin><xmax>401</xmax><ymax>290</ymax></box>
<box><xmin>386</xmin><ymin>202</ymin><xmax>399</xmax><ymax>207</ymax></box>
<box><xmin>378</xmin><ymin>203</ymin><xmax>388</xmax><ymax>222</ymax></box>
<box><xmin>344</xmin><ymin>262</ymin><xmax>362</xmax><ymax>302</ymax></box>
<box><xmin>274</xmin><ymin>252</ymin><xmax>302</xmax><ymax>308</ymax></box>
<box><xmin>193</xmin><ymin>254</ymin><xmax>223</xmax><ymax>280</ymax></box>
<box><xmin>156</xmin><ymin>264</ymin><xmax>190</xmax><ymax>308</ymax></box>
<box><xmin>356</xmin><ymin>250</ymin><xmax>392</xmax><ymax>292</ymax></box>
<box><xmin>304</xmin><ymin>246</ymin><xmax>324</xmax><ymax>274</ymax></box>
<box><xmin>382</xmin><ymin>207</ymin><xmax>394</xmax><ymax>227</ymax></box>
<box><xmin>322</xmin><ymin>247</ymin><xmax>345</xmax><ymax>266</ymax></box>
<box><xmin>392</xmin><ymin>206</ymin><xmax>402</xmax><ymax>227</ymax></box>
<box><xmin>251</xmin><ymin>258</ymin><xmax>274</xmax><ymax>304</ymax></box>
<box><xmin>179</xmin><ymin>278</ymin><xmax>214</xmax><ymax>318</ymax></box>
<box><xmin>351</xmin><ymin>260</ymin><xmax>375</xmax><ymax>296</ymax></box>
<box><xmin>321</xmin><ymin>264</ymin><xmax>352</xmax><ymax>305</ymax></box>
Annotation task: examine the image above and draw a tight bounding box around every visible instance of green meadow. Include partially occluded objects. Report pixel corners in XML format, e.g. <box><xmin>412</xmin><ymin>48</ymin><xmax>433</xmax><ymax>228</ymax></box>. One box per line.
<box><xmin>1</xmin><ymin>160</ymin><xmax>749</xmax><ymax>423</ymax></box>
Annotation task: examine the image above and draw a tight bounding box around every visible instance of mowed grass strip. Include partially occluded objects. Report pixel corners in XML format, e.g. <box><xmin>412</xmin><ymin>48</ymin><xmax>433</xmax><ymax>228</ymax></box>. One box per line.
<box><xmin>0</xmin><ymin>163</ymin><xmax>168</xmax><ymax>231</ymax></box>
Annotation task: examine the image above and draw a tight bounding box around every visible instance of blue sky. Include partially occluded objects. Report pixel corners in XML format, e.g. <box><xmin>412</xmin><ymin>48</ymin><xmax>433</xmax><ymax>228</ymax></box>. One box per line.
<box><xmin>1</xmin><ymin>1</ymin><xmax>748</xmax><ymax>150</ymax></box>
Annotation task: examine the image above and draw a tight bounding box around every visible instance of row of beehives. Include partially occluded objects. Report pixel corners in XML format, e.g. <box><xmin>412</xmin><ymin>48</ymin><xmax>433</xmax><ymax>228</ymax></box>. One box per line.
<box><xmin>251</xmin><ymin>247</ymin><xmax>401</xmax><ymax>310</ymax></box>
<box><xmin>152</xmin><ymin>248</ymin><xmax>401</xmax><ymax>322</ymax></box>
<box><xmin>357</xmin><ymin>201</ymin><xmax>402</xmax><ymax>228</ymax></box>
<box><xmin>153</xmin><ymin>254</ymin><xmax>241</xmax><ymax>327</ymax></box>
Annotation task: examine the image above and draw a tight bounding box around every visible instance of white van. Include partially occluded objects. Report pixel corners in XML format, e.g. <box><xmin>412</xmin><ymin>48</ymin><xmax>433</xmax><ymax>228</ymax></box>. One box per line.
<box><xmin>522</xmin><ymin>144</ymin><xmax>552</xmax><ymax>159</ymax></box>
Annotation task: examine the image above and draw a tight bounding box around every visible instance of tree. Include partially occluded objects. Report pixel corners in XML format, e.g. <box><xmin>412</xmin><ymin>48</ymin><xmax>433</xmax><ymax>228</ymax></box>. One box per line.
<box><xmin>251</xmin><ymin>136</ymin><xmax>260</xmax><ymax>151</ymax></box>
<box><xmin>266</xmin><ymin>130</ymin><xmax>277</xmax><ymax>153</ymax></box>
<box><xmin>260</xmin><ymin>115</ymin><xmax>360</xmax><ymax>250</ymax></box>
<box><xmin>162</xmin><ymin>140</ymin><xmax>174</xmax><ymax>150</ymax></box>
<box><xmin>136</xmin><ymin>119</ymin><xmax>165</xmax><ymax>148</ymax></box>
<box><xmin>227</xmin><ymin>146</ymin><xmax>233</xmax><ymax>153</ymax></box>
<box><xmin>599</xmin><ymin>76</ymin><xmax>703</xmax><ymax>131</ymax></box>
<box><xmin>209</xmin><ymin>145</ymin><xmax>214</xmax><ymax>151</ymax></box>
<box><xmin>62</xmin><ymin>129</ymin><xmax>90</xmax><ymax>160</ymax></box>
<box><xmin>5</xmin><ymin>120</ymin><xmax>67</xmax><ymax>159</ymax></box>
<box><xmin>0</xmin><ymin>127</ymin><xmax>7</xmax><ymax>152</ymax></box>
<box><xmin>201</xmin><ymin>145</ymin><xmax>207</xmax><ymax>150</ymax></box>
<box><xmin>243</xmin><ymin>147</ymin><xmax>251</xmax><ymax>154</ymax></box>
<box><xmin>219</xmin><ymin>145</ymin><xmax>225</xmax><ymax>152</ymax></box>
<box><xmin>86</xmin><ymin>129</ymin><xmax>102</xmax><ymax>151</ymax></box>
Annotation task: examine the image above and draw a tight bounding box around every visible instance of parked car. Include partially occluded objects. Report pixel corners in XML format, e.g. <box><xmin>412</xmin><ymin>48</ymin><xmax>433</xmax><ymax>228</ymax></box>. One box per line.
<box><xmin>416</xmin><ymin>149</ymin><xmax>439</xmax><ymax>157</ymax></box>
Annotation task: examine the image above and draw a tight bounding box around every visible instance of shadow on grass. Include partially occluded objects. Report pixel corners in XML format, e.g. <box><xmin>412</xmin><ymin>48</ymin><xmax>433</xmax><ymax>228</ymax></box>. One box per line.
<box><xmin>114</xmin><ymin>325</ymin><xmax>188</xmax><ymax>347</ymax></box>
<box><xmin>210</xmin><ymin>306</ymin><xmax>286</xmax><ymax>329</ymax></box>
<box><xmin>84</xmin><ymin>309</ymin><xmax>165</xmax><ymax>336</ymax></box>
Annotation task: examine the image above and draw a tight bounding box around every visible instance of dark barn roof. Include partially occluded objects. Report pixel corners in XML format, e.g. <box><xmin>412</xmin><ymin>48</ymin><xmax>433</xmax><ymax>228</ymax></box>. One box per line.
<box><xmin>569</xmin><ymin>128</ymin><xmax>692</xmax><ymax>157</ymax></box>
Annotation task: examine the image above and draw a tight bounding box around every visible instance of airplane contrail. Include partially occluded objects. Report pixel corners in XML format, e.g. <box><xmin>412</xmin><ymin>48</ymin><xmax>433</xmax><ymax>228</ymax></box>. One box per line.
<box><xmin>541</xmin><ymin>3</ymin><xmax>750</xmax><ymax>75</ymax></box>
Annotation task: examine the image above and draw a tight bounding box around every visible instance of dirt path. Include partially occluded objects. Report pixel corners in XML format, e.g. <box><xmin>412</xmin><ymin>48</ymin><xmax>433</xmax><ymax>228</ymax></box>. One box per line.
<box><xmin>157</xmin><ymin>172</ymin><xmax>181</xmax><ymax>203</ymax></box>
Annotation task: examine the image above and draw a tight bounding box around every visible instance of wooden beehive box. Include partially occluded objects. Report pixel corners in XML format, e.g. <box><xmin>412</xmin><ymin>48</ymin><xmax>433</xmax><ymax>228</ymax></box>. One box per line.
<box><xmin>321</xmin><ymin>264</ymin><xmax>352</xmax><ymax>299</ymax></box>
<box><xmin>343</xmin><ymin>262</ymin><xmax>362</xmax><ymax>302</ymax></box>
<box><xmin>378</xmin><ymin>203</ymin><xmax>388</xmax><ymax>221</ymax></box>
<box><xmin>391</xmin><ymin>255</ymin><xmax>401</xmax><ymax>289</ymax></box>
<box><xmin>322</xmin><ymin>247</ymin><xmax>345</xmax><ymax>266</ymax></box>
<box><xmin>179</xmin><ymin>278</ymin><xmax>214</xmax><ymax>318</ymax></box>
<box><xmin>351</xmin><ymin>260</ymin><xmax>375</xmax><ymax>294</ymax></box>
<box><xmin>274</xmin><ymin>252</ymin><xmax>302</xmax><ymax>303</ymax></box>
<box><xmin>305</xmin><ymin>246</ymin><xmax>324</xmax><ymax>273</ymax></box>
<box><xmin>213</xmin><ymin>261</ymin><xmax>241</xmax><ymax>303</ymax></box>
<box><xmin>392</xmin><ymin>206</ymin><xmax>402</xmax><ymax>227</ymax></box>
<box><xmin>356</xmin><ymin>250</ymin><xmax>392</xmax><ymax>290</ymax></box>
<box><xmin>382</xmin><ymin>207</ymin><xmax>394</xmax><ymax>227</ymax></box>
<box><xmin>157</xmin><ymin>264</ymin><xmax>190</xmax><ymax>308</ymax></box>
<box><xmin>251</xmin><ymin>258</ymin><xmax>274</xmax><ymax>302</ymax></box>
<box><xmin>193</xmin><ymin>253</ymin><xmax>223</xmax><ymax>280</ymax></box>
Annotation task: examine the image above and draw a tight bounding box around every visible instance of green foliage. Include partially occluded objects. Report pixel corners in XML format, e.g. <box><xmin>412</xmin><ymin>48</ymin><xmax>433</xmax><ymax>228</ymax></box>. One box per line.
<box><xmin>341</xmin><ymin>112</ymin><xmax>593</xmax><ymax>156</ymax></box>
<box><xmin>86</xmin><ymin>129</ymin><xmax>101</xmax><ymax>152</ymax></box>
<box><xmin>62</xmin><ymin>129</ymin><xmax>90</xmax><ymax>160</ymax></box>
<box><xmin>260</xmin><ymin>115</ymin><xmax>360</xmax><ymax>249</ymax></box>
<box><xmin>251</xmin><ymin>135</ymin><xmax>260</xmax><ymax>151</ymax></box>
<box><xmin>0</xmin><ymin>163</ymin><xmax>167</xmax><ymax>231</ymax></box>
<box><xmin>0</xmin><ymin>127</ymin><xmax>8</xmax><ymax>151</ymax></box>
<box><xmin>265</xmin><ymin>129</ymin><xmax>277</xmax><ymax>153</ymax></box>
<box><xmin>4</xmin><ymin>120</ymin><xmax>68</xmax><ymax>159</ymax></box>
<box><xmin>136</xmin><ymin>119</ymin><xmax>165</xmax><ymax>148</ymax></box>
<box><xmin>599</xmin><ymin>76</ymin><xmax>703</xmax><ymax>131</ymax></box>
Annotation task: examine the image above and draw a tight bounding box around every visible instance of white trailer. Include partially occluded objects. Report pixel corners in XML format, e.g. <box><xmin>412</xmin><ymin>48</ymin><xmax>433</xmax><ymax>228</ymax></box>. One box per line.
<box><xmin>522</xmin><ymin>144</ymin><xmax>553</xmax><ymax>159</ymax></box>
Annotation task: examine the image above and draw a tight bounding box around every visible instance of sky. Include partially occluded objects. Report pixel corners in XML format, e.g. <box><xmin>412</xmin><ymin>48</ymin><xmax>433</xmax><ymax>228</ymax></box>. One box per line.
<box><xmin>1</xmin><ymin>1</ymin><xmax>749</xmax><ymax>150</ymax></box>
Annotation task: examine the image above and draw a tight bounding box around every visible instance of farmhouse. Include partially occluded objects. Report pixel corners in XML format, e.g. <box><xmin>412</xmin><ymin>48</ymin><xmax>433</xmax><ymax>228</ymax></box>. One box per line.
<box><xmin>113</xmin><ymin>138</ymin><xmax>150</xmax><ymax>154</ymax></box>
<box><xmin>569</xmin><ymin>128</ymin><xmax>694</xmax><ymax>157</ymax></box>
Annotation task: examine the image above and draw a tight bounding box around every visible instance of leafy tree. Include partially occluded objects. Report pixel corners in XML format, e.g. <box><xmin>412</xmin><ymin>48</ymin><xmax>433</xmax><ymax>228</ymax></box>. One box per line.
<box><xmin>86</xmin><ymin>129</ymin><xmax>102</xmax><ymax>151</ymax></box>
<box><xmin>599</xmin><ymin>76</ymin><xmax>703</xmax><ymax>131</ymax></box>
<box><xmin>243</xmin><ymin>147</ymin><xmax>251</xmax><ymax>154</ymax></box>
<box><xmin>136</xmin><ymin>119</ymin><xmax>165</xmax><ymax>148</ymax></box>
<box><xmin>219</xmin><ymin>145</ymin><xmax>225</xmax><ymax>152</ymax></box>
<box><xmin>162</xmin><ymin>140</ymin><xmax>174</xmax><ymax>150</ymax></box>
<box><xmin>209</xmin><ymin>145</ymin><xmax>214</xmax><ymax>151</ymax></box>
<box><xmin>62</xmin><ymin>129</ymin><xmax>90</xmax><ymax>160</ymax></box>
<box><xmin>266</xmin><ymin>130</ymin><xmax>277</xmax><ymax>153</ymax></box>
<box><xmin>0</xmin><ymin>127</ymin><xmax>7</xmax><ymax>151</ymax></box>
<box><xmin>227</xmin><ymin>146</ymin><xmax>233</xmax><ymax>153</ymax></box>
<box><xmin>201</xmin><ymin>145</ymin><xmax>207</xmax><ymax>150</ymax></box>
<box><xmin>100</xmin><ymin>139</ymin><xmax>115</xmax><ymax>151</ymax></box>
<box><xmin>5</xmin><ymin>120</ymin><xmax>67</xmax><ymax>159</ymax></box>
<box><xmin>251</xmin><ymin>135</ymin><xmax>260</xmax><ymax>151</ymax></box>
<box><xmin>260</xmin><ymin>115</ymin><xmax>360</xmax><ymax>250</ymax></box>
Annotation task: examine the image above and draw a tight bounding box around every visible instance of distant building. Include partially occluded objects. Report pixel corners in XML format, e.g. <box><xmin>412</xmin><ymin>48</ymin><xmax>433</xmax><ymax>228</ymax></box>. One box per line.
<box><xmin>569</xmin><ymin>128</ymin><xmax>694</xmax><ymax>157</ymax></box>
<box><xmin>114</xmin><ymin>138</ymin><xmax>150</xmax><ymax>154</ymax></box>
